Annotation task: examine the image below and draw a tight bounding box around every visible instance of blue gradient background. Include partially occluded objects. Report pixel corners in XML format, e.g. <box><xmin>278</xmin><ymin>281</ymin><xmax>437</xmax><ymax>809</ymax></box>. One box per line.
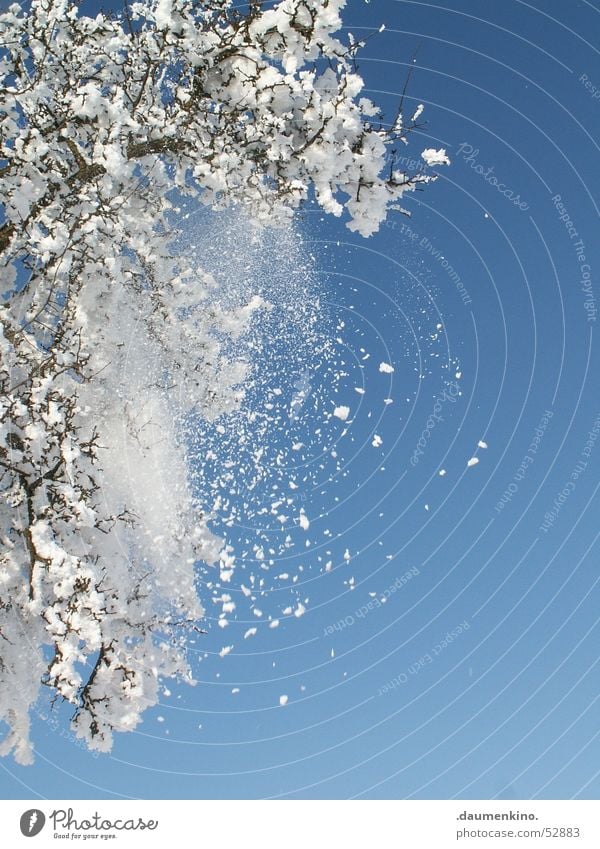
<box><xmin>1</xmin><ymin>0</ymin><xmax>599</xmax><ymax>800</ymax></box>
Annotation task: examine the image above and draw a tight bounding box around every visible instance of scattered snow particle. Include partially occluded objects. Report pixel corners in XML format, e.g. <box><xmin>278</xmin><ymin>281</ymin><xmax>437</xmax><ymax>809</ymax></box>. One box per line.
<box><xmin>478</xmin><ymin>440</ymin><xmax>488</xmax><ymax>449</ymax></box>
<box><xmin>333</xmin><ymin>405</ymin><xmax>350</xmax><ymax>421</ymax></box>
<box><xmin>467</xmin><ymin>457</ymin><xmax>479</xmax><ymax>468</ymax></box>
<box><xmin>294</xmin><ymin>603</ymin><xmax>306</xmax><ymax>618</ymax></box>
<box><xmin>439</xmin><ymin>469</ymin><xmax>447</xmax><ymax>476</ymax></box>
<box><xmin>269</xmin><ymin>619</ymin><xmax>280</xmax><ymax>628</ymax></box>
<box><xmin>244</xmin><ymin>627</ymin><xmax>257</xmax><ymax>639</ymax></box>
<box><xmin>219</xmin><ymin>645</ymin><xmax>233</xmax><ymax>657</ymax></box>
<box><xmin>299</xmin><ymin>512</ymin><xmax>310</xmax><ymax>530</ymax></box>
<box><xmin>379</xmin><ymin>362</ymin><xmax>394</xmax><ymax>374</ymax></box>
<box><xmin>355</xmin><ymin>387</ymin><xmax>365</xmax><ymax>395</ymax></box>
<box><xmin>372</xmin><ymin>434</ymin><xmax>383</xmax><ymax>447</ymax></box>
<box><xmin>421</xmin><ymin>148</ymin><xmax>450</xmax><ymax>166</ymax></box>
<box><xmin>343</xmin><ymin>549</ymin><xmax>351</xmax><ymax>562</ymax></box>
<box><xmin>279</xmin><ymin>695</ymin><xmax>288</xmax><ymax>706</ymax></box>
<box><xmin>232</xmin><ymin>688</ymin><xmax>240</xmax><ymax>694</ymax></box>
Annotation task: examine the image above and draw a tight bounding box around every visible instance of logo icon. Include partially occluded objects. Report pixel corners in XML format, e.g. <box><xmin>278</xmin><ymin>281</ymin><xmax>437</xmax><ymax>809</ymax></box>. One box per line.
<box><xmin>19</xmin><ymin>810</ymin><xmax>46</xmax><ymax>837</ymax></box>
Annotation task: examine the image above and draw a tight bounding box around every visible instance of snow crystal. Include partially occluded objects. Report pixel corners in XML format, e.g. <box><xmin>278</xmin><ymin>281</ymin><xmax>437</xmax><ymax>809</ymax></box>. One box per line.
<box><xmin>421</xmin><ymin>148</ymin><xmax>451</xmax><ymax>166</ymax></box>
<box><xmin>333</xmin><ymin>405</ymin><xmax>350</xmax><ymax>421</ymax></box>
<box><xmin>379</xmin><ymin>362</ymin><xmax>394</xmax><ymax>374</ymax></box>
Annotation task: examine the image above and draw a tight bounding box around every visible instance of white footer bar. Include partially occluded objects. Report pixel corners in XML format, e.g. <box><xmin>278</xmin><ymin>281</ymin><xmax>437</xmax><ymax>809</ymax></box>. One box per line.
<box><xmin>1</xmin><ymin>800</ymin><xmax>598</xmax><ymax>847</ymax></box>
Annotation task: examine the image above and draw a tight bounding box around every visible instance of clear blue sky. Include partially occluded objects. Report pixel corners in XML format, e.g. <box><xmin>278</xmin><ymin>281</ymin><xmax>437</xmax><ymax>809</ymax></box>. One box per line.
<box><xmin>2</xmin><ymin>0</ymin><xmax>600</xmax><ymax>800</ymax></box>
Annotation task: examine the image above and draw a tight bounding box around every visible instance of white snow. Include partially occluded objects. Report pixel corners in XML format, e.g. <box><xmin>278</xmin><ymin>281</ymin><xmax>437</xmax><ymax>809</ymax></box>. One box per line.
<box><xmin>421</xmin><ymin>148</ymin><xmax>451</xmax><ymax>166</ymax></box>
<box><xmin>0</xmin><ymin>0</ymin><xmax>450</xmax><ymax>763</ymax></box>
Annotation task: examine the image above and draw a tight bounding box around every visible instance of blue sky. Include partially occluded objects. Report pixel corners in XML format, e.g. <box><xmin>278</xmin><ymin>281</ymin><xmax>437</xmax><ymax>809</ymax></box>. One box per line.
<box><xmin>2</xmin><ymin>0</ymin><xmax>600</xmax><ymax>800</ymax></box>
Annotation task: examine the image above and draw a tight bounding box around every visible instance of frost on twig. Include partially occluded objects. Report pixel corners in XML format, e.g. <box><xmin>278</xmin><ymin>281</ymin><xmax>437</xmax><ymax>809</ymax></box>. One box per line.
<box><xmin>0</xmin><ymin>0</ymin><xmax>447</xmax><ymax>762</ymax></box>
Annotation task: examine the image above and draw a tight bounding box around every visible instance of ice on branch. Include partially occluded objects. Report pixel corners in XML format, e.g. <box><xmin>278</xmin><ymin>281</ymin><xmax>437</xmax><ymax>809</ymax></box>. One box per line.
<box><xmin>0</xmin><ymin>0</ymin><xmax>446</xmax><ymax>763</ymax></box>
<box><xmin>421</xmin><ymin>148</ymin><xmax>451</xmax><ymax>167</ymax></box>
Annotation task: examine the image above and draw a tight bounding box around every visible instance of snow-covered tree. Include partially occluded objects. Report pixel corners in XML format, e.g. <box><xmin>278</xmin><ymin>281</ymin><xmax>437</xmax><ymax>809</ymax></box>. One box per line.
<box><xmin>0</xmin><ymin>0</ymin><xmax>447</xmax><ymax>763</ymax></box>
